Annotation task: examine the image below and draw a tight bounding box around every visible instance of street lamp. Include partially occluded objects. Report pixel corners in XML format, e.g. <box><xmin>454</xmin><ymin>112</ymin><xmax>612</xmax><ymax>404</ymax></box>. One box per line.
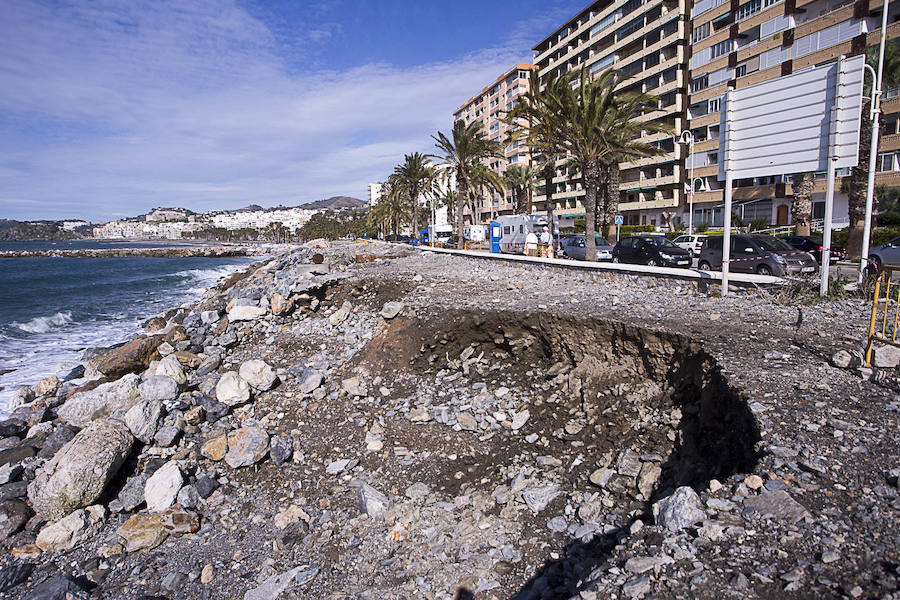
<box><xmin>860</xmin><ymin>0</ymin><xmax>890</xmax><ymax>282</ymax></box>
<box><xmin>677</xmin><ymin>131</ymin><xmax>696</xmax><ymax>235</ymax></box>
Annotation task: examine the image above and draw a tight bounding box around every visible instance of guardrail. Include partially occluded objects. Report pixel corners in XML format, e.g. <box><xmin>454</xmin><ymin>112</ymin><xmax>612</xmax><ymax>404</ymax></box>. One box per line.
<box><xmin>866</xmin><ymin>264</ymin><xmax>900</xmax><ymax>366</ymax></box>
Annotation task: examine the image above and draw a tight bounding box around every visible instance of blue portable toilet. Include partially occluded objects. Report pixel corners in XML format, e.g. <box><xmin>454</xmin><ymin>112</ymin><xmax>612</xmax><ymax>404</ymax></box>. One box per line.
<box><xmin>490</xmin><ymin>220</ymin><xmax>501</xmax><ymax>254</ymax></box>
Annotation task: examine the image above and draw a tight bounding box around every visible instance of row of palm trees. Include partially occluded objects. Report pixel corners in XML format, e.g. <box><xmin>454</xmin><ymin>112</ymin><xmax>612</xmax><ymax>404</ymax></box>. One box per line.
<box><xmin>374</xmin><ymin>43</ymin><xmax>899</xmax><ymax>258</ymax></box>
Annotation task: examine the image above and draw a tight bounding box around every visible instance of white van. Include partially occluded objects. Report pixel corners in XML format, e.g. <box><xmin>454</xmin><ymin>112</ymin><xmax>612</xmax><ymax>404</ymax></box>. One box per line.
<box><xmin>496</xmin><ymin>215</ymin><xmax>556</xmax><ymax>254</ymax></box>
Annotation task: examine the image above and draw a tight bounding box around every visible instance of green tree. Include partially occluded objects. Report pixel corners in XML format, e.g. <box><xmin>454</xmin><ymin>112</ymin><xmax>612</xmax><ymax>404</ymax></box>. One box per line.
<box><xmin>791</xmin><ymin>171</ymin><xmax>815</xmax><ymax>236</ymax></box>
<box><xmin>502</xmin><ymin>165</ymin><xmax>537</xmax><ymax>214</ymax></box>
<box><xmin>367</xmin><ymin>179</ymin><xmax>409</xmax><ymax>239</ymax></box>
<box><xmin>846</xmin><ymin>39</ymin><xmax>900</xmax><ymax>256</ymax></box>
<box><xmin>431</xmin><ymin>120</ymin><xmax>504</xmax><ymax>248</ymax></box>
<box><xmin>391</xmin><ymin>153</ymin><xmax>436</xmax><ymax>241</ymax></box>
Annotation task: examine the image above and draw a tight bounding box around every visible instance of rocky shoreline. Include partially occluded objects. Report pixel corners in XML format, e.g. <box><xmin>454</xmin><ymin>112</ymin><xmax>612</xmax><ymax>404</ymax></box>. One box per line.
<box><xmin>0</xmin><ymin>245</ymin><xmax>273</xmax><ymax>259</ymax></box>
<box><xmin>0</xmin><ymin>240</ymin><xmax>896</xmax><ymax>600</ymax></box>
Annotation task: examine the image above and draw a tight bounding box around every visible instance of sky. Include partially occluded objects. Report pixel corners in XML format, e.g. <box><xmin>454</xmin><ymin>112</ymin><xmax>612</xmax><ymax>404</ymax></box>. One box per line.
<box><xmin>0</xmin><ymin>0</ymin><xmax>587</xmax><ymax>221</ymax></box>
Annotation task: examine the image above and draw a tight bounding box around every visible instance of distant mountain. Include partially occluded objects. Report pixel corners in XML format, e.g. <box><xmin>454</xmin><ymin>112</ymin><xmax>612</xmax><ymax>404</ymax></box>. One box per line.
<box><xmin>300</xmin><ymin>196</ymin><xmax>367</xmax><ymax>210</ymax></box>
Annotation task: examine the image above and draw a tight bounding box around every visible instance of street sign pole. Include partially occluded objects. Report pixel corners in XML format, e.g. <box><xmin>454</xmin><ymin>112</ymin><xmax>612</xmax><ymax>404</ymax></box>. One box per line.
<box><xmin>722</xmin><ymin>87</ymin><xmax>735</xmax><ymax>296</ymax></box>
<box><xmin>821</xmin><ymin>56</ymin><xmax>845</xmax><ymax>297</ymax></box>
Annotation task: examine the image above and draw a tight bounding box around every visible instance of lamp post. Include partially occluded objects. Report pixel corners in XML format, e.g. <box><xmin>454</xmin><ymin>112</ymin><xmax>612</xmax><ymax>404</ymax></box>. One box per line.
<box><xmin>677</xmin><ymin>131</ymin><xmax>696</xmax><ymax>235</ymax></box>
<box><xmin>860</xmin><ymin>0</ymin><xmax>890</xmax><ymax>282</ymax></box>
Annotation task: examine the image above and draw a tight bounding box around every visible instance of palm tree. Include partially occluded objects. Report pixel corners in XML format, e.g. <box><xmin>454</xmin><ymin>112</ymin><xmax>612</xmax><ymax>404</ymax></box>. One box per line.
<box><xmin>431</xmin><ymin>120</ymin><xmax>504</xmax><ymax>249</ymax></box>
<box><xmin>503</xmin><ymin>165</ymin><xmax>537</xmax><ymax>214</ymax></box>
<box><xmin>791</xmin><ymin>171</ymin><xmax>815</xmax><ymax>236</ymax></box>
<box><xmin>847</xmin><ymin>40</ymin><xmax>900</xmax><ymax>256</ymax></box>
<box><xmin>391</xmin><ymin>153</ymin><xmax>436</xmax><ymax>242</ymax></box>
<box><xmin>367</xmin><ymin>180</ymin><xmax>409</xmax><ymax>239</ymax></box>
<box><xmin>520</xmin><ymin>68</ymin><xmax>664</xmax><ymax>260</ymax></box>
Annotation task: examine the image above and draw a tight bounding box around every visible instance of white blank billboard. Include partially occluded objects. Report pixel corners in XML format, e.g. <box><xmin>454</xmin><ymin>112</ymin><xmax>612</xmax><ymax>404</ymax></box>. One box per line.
<box><xmin>718</xmin><ymin>54</ymin><xmax>864</xmax><ymax>180</ymax></box>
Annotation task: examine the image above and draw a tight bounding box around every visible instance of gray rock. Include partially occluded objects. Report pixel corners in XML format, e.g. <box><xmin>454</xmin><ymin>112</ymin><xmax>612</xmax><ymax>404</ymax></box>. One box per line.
<box><xmin>124</xmin><ymin>399</ymin><xmax>164</xmax><ymax>443</ymax></box>
<box><xmin>616</xmin><ymin>449</ymin><xmax>642</xmax><ymax>477</ymax></box>
<box><xmin>405</xmin><ymin>482</ymin><xmax>430</xmax><ymax>500</ymax></box>
<box><xmin>35</xmin><ymin>505</ymin><xmax>105</xmax><ymax>552</ymax></box>
<box><xmin>56</xmin><ymin>374</ymin><xmax>141</xmax><ymax>427</ymax></box>
<box><xmin>379</xmin><ymin>302</ymin><xmax>403</xmax><ymax>319</ymax></box>
<box><xmin>144</xmin><ymin>461</ymin><xmax>183</xmax><ymax>512</ymax></box>
<box><xmin>176</xmin><ymin>485</ymin><xmax>199</xmax><ymax>509</ymax></box>
<box><xmin>873</xmin><ymin>343</ymin><xmax>900</xmax><ymax>368</ymax></box>
<box><xmin>194</xmin><ymin>475</ymin><xmax>219</xmax><ymax>499</ymax></box>
<box><xmin>37</xmin><ymin>426</ymin><xmax>76</xmax><ymax>459</ymax></box>
<box><xmin>358</xmin><ymin>483</ymin><xmax>389</xmax><ymax>517</ymax></box>
<box><xmin>228</xmin><ymin>305</ymin><xmax>266</xmax><ymax>322</ymax></box>
<box><xmin>113</xmin><ymin>474</ymin><xmax>147</xmax><ymax>512</ymax></box>
<box><xmin>654</xmin><ymin>486</ymin><xmax>706</xmax><ymax>531</ymax></box>
<box><xmin>743</xmin><ymin>490</ymin><xmax>810</xmax><ymax>523</ymax></box>
<box><xmin>0</xmin><ymin>499</ymin><xmax>32</xmax><ymax>540</ymax></box>
<box><xmin>329</xmin><ymin>301</ymin><xmax>352</xmax><ymax>325</ymax></box>
<box><xmin>27</xmin><ymin>418</ymin><xmax>134</xmax><ymax>519</ymax></box>
<box><xmin>10</xmin><ymin>387</ymin><xmax>35</xmax><ymax>409</ymax></box>
<box><xmin>22</xmin><ymin>575</ymin><xmax>88</xmax><ymax>600</ymax></box>
<box><xmin>270</xmin><ymin>436</ymin><xmax>293</xmax><ymax>467</ymax></box>
<box><xmin>622</xmin><ymin>576</ymin><xmax>651</xmax><ymax>598</ymax></box>
<box><xmin>244</xmin><ymin>566</ymin><xmax>306</xmax><ymax>600</ymax></box>
<box><xmin>138</xmin><ymin>375</ymin><xmax>180</xmax><ymax>403</ymax></box>
<box><xmin>238</xmin><ymin>360</ymin><xmax>277</xmax><ymax>391</ymax></box>
<box><xmin>0</xmin><ymin>562</ymin><xmax>34</xmax><ymax>593</ymax></box>
<box><xmin>224</xmin><ymin>427</ymin><xmax>269</xmax><ymax>468</ymax></box>
<box><xmin>154</xmin><ymin>425</ymin><xmax>180</xmax><ymax>448</ymax></box>
<box><xmin>625</xmin><ymin>555</ymin><xmax>674</xmax><ymax>574</ymax></box>
<box><xmin>195</xmin><ymin>355</ymin><xmax>221</xmax><ymax>377</ymax></box>
<box><xmin>297</xmin><ymin>369</ymin><xmax>323</xmax><ymax>395</ymax></box>
<box><xmin>215</xmin><ymin>371</ymin><xmax>251</xmax><ymax>407</ymax></box>
<box><xmin>341</xmin><ymin>376</ymin><xmax>367</xmax><ymax>397</ymax></box>
<box><xmin>521</xmin><ymin>485</ymin><xmax>561</xmax><ymax>514</ymax></box>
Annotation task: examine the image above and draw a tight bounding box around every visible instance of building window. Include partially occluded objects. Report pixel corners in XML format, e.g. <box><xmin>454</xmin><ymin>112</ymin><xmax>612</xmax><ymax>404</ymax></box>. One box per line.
<box><xmin>693</xmin><ymin>22</ymin><xmax>711</xmax><ymax>42</ymax></box>
<box><xmin>691</xmin><ymin>74</ymin><xmax>710</xmax><ymax>92</ymax></box>
<box><xmin>877</xmin><ymin>152</ymin><xmax>898</xmax><ymax>172</ymax></box>
<box><xmin>735</xmin><ymin>64</ymin><xmax>748</xmax><ymax>77</ymax></box>
<box><xmin>710</xmin><ymin>39</ymin><xmax>733</xmax><ymax>59</ymax></box>
<box><xmin>708</xmin><ymin>97</ymin><xmax>720</xmax><ymax>112</ymax></box>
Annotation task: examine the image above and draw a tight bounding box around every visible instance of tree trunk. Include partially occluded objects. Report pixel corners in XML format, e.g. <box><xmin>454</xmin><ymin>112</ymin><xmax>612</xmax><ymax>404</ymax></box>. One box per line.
<box><xmin>410</xmin><ymin>185</ymin><xmax>419</xmax><ymax>243</ymax></box>
<box><xmin>457</xmin><ymin>178</ymin><xmax>467</xmax><ymax>249</ymax></box>
<box><xmin>603</xmin><ymin>162</ymin><xmax>620</xmax><ymax>240</ymax></box>
<box><xmin>848</xmin><ymin>106</ymin><xmax>875</xmax><ymax>257</ymax></box>
<box><xmin>584</xmin><ymin>158</ymin><xmax>599</xmax><ymax>262</ymax></box>
<box><xmin>526</xmin><ymin>184</ymin><xmax>533</xmax><ymax>215</ymax></box>
<box><xmin>791</xmin><ymin>171</ymin><xmax>815</xmax><ymax>237</ymax></box>
<box><xmin>543</xmin><ymin>161</ymin><xmax>556</xmax><ymax>254</ymax></box>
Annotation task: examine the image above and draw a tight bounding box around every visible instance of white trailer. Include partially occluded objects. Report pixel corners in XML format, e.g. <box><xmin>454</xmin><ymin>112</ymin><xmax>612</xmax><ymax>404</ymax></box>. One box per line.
<box><xmin>495</xmin><ymin>214</ymin><xmax>557</xmax><ymax>254</ymax></box>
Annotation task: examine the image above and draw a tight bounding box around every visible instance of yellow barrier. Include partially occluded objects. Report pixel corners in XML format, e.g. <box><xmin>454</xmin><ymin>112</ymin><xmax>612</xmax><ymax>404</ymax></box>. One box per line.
<box><xmin>464</xmin><ymin>241</ymin><xmax>485</xmax><ymax>252</ymax></box>
<box><xmin>866</xmin><ymin>264</ymin><xmax>900</xmax><ymax>366</ymax></box>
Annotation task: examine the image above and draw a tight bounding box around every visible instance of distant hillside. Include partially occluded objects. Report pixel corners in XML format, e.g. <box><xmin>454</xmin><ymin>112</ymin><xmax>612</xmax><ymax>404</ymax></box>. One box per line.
<box><xmin>0</xmin><ymin>220</ymin><xmax>78</xmax><ymax>241</ymax></box>
<box><xmin>301</xmin><ymin>196</ymin><xmax>367</xmax><ymax>210</ymax></box>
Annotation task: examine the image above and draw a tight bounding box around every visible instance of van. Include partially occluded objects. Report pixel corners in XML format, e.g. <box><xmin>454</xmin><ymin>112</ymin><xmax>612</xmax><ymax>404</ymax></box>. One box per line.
<box><xmin>698</xmin><ymin>234</ymin><xmax>818</xmax><ymax>276</ymax></box>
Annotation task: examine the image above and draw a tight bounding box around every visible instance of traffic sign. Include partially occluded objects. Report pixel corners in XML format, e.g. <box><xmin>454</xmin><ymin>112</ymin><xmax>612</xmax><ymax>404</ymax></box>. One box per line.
<box><xmin>614</xmin><ymin>215</ymin><xmax>624</xmax><ymax>225</ymax></box>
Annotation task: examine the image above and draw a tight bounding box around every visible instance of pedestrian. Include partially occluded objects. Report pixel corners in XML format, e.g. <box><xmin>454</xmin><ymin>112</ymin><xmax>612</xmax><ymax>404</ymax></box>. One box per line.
<box><xmin>525</xmin><ymin>229</ymin><xmax>539</xmax><ymax>256</ymax></box>
<box><xmin>539</xmin><ymin>227</ymin><xmax>553</xmax><ymax>258</ymax></box>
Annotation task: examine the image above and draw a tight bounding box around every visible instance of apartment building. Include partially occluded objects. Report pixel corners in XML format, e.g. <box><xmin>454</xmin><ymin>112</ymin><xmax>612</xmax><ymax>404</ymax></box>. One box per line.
<box><xmin>367</xmin><ymin>182</ymin><xmax>384</xmax><ymax>206</ymax></box>
<box><xmin>453</xmin><ymin>64</ymin><xmax>537</xmax><ymax>223</ymax></box>
<box><xmin>532</xmin><ymin>0</ymin><xmax>691</xmax><ymax>229</ymax></box>
<box><xmin>686</xmin><ymin>0</ymin><xmax>900</xmax><ymax>228</ymax></box>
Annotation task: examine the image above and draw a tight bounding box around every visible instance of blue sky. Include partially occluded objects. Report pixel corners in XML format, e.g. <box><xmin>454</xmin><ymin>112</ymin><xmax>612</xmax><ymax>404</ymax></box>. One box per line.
<box><xmin>0</xmin><ymin>0</ymin><xmax>586</xmax><ymax>221</ymax></box>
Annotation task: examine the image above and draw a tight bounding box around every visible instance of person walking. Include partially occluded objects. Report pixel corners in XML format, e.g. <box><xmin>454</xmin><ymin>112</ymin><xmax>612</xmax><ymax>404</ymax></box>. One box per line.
<box><xmin>539</xmin><ymin>227</ymin><xmax>553</xmax><ymax>258</ymax></box>
<box><xmin>525</xmin><ymin>229</ymin><xmax>539</xmax><ymax>256</ymax></box>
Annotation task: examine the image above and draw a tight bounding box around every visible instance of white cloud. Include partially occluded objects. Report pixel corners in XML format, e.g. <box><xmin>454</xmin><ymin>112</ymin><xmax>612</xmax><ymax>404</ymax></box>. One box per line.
<box><xmin>0</xmin><ymin>0</ymin><xmax>532</xmax><ymax>220</ymax></box>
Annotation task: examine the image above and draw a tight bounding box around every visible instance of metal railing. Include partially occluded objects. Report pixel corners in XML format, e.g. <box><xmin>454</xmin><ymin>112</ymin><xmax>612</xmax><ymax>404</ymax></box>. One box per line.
<box><xmin>866</xmin><ymin>264</ymin><xmax>900</xmax><ymax>366</ymax></box>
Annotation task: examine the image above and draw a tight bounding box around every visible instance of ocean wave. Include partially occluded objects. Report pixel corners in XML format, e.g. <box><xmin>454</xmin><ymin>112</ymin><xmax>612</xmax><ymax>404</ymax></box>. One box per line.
<box><xmin>12</xmin><ymin>311</ymin><xmax>73</xmax><ymax>334</ymax></box>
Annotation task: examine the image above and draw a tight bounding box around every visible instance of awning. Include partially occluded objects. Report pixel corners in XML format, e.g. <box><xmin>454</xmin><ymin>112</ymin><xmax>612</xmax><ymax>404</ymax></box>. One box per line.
<box><xmin>711</xmin><ymin>11</ymin><xmax>733</xmax><ymax>23</ymax></box>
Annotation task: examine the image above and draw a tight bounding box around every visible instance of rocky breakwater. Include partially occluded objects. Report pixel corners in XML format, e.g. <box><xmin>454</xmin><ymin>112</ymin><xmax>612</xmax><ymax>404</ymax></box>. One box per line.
<box><xmin>0</xmin><ymin>245</ymin><xmax>270</xmax><ymax>259</ymax></box>
<box><xmin>0</xmin><ymin>239</ymin><xmax>894</xmax><ymax>600</ymax></box>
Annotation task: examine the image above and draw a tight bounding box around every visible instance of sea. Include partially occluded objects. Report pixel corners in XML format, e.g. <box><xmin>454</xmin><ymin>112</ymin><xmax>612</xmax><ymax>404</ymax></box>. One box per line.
<box><xmin>0</xmin><ymin>240</ymin><xmax>259</xmax><ymax>414</ymax></box>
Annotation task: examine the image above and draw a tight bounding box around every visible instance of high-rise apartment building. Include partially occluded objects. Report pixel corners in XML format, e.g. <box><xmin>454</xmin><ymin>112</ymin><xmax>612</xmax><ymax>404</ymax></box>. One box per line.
<box><xmin>532</xmin><ymin>0</ymin><xmax>690</xmax><ymax>228</ymax></box>
<box><xmin>530</xmin><ymin>0</ymin><xmax>900</xmax><ymax>231</ymax></box>
<box><xmin>687</xmin><ymin>0</ymin><xmax>900</xmax><ymax>228</ymax></box>
<box><xmin>453</xmin><ymin>64</ymin><xmax>537</xmax><ymax>223</ymax></box>
<box><xmin>367</xmin><ymin>182</ymin><xmax>384</xmax><ymax>206</ymax></box>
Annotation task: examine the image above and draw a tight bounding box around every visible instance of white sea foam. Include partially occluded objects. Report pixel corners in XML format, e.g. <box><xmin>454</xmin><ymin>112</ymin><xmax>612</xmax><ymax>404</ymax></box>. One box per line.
<box><xmin>0</xmin><ymin>259</ymin><xmax>255</xmax><ymax>415</ymax></box>
<box><xmin>11</xmin><ymin>311</ymin><xmax>73</xmax><ymax>334</ymax></box>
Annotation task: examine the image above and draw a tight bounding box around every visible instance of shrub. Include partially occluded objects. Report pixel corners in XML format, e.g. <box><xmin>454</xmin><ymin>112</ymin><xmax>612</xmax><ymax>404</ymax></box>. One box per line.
<box><xmin>695</xmin><ymin>222</ymin><xmax>710</xmax><ymax>233</ymax></box>
<box><xmin>877</xmin><ymin>211</ymin><xmax>900</xmax><ymax>227</ymax></box>
<box><xmin>750</xmin><ymin>218</ymin><xmax>768</xmax><ymax>232</ymax></box>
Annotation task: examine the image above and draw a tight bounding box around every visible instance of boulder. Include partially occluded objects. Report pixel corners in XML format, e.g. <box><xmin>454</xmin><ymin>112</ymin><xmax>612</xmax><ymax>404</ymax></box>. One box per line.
<box><xmin>37</xmin><ymin>426</ymin><xmax>76</xmax><ymax>459</ymax></box>
<box><xmin>872</xmin><ymin>344</ymin><xmax>900</xmax><ymax>368</ymax></box>
<box><xmin>224</xmin><ymin>427</ymin><xmax>269</xmax><ymax>468</ymax></box>
<box><xmin>27</xmin><ymin>418</ymin><xmax>134</xmax><ymax>520</ymax></box>
<box><xmin>124</xmin><ymin>399</ymin><xmax>164</xmax><ymax>443</ymax></box>
<box><xmin>184</xmin><ymin>406</ymin><xmax>205</xmax><ymax>426</ymax></box>
<box><xmin>35</xmin><ymin>505</ymin><xmax>105</xmax><ymax>552</ymax></box>
<box><xmin>341</xmin><ymin>376</ymin><xmax>367</xmax><ymax>397</ymax></box>
<box><xmin>270</xmin><ymin>293</ymin><xmax>293</xmax><ymax>316</ymax></box>
<box><xmin>90</xmin><ymin>335</ymin><xmax>163</xmax><ymax>379</ymax></box>
<box><xmin>56</xmin><ymin>374</ymin><xmax>141</xmax><ymax>427</ymax></box>
<box><xmin>112</xmin><ymin>474</ymin><xmax>147</xmax><ymax>512</ymax></box>
<box><xmin>144</xmin><ymin>461</ymin><xmax>183</xmax><ymax>512</ymax></box>
<box><xmin>379</xmin><ymin>302</ymin><xmax>403</xmax><ymax>320</ymax></box>
<box><xmin>0</xmin><ymin>562</ymin><xmax>35</xmax><ymax>593</ymax></box>
<box><xmin>239</xmin><ymin>360</ymin><xmax>277</xmax><ymax>391</ymax></box>
<box><xmin>329</xmin><ymin>301</ymin><xmax>352</xmax><ymax>325</ymax></box>
<box><xmin>9</xmin><ymin>388</ymin><xmax>34</xmax><ymax>410</ymax></box>
<box><xmin>215</xmin><ymin>372</ymin><xmax>250</xmax><ymax>407</ymax></box>
<box><xmin>153</xmin><ymin>355</ymin><xmax>186</xmax><ymax>386</ymax></box>
<box><xmin>22</xmin><ymin>575</ymin><xmax>89</xmax><ymax>600</ymax></box>
<box><xmin>117</xmin><ymin>513</ymin><xmax>168</xmax><ymax>552</ymax></box>
<box><xmin>173</xmin><ymin>351</ymin><xmax>202</xmax><ymax>368</ymax></box>
<box><xmin>357</xmin><ymin>482</ymin><xmax>389</xmax><ymax>517</ymax></box>
<box><xmin>138</xmin><ymin>375</ymin><xmax>179</xmax><ymax>403</ymax></box>
<box><xmin>154</xmin><ymin>426</ymin><xmax>180</xmax><ymax>448</ymax></box>
<box><xmin>653</xmin><ymin>486</ymin><xmax>706</xmax><ymax>531</ymax></box>
<box><xmin>743</xmin><ymin>490</ymin><xmax>810</xmax><ymax>523</ymax></box>
<box><xmin>227</xmin><ymin>305</ymin><xmax>266</xmax><ymax>322</ymax></box>
<box><xmin>200</xmin><ymin>435</ymin><xmax>227</xmax><ymax>461</ymax></box>
<box><xmin>297</xmin><ymin>369</ymin><xmax>323</xmax><ymax>395</ymax></box>
<box><xmin>33</xmin><ymin>376</ymin><xmax>60</xmax><ymax>397</ymax></box>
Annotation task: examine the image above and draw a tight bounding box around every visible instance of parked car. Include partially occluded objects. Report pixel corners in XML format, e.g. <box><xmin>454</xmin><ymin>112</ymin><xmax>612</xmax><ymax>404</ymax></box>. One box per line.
<box><xmin>783</xmin><ymin>235</ymin><xmax>845</xmax><ymax>263</ymax></box>
<box><xmin>612</xmin><ymin>235</ymin><xmax>692</xmax><ymax>268</ymax></box>
<box><xmin>386</xmin><ymin>234</ymin><xmax>411</xmax><ymax>243</ymax></box>
<box><xmin>698</xmin><ymin>234</ymin><xmax>817</xmax><ymax>276</ymax></box>
<box><xmin>868</xmin><ymin>236</ymin><xmax>900</xmax><ymax>273</ymax></box>
<box><xmin>561</xmin><ymin>233</ymin><xmax>614</xmax><ymax>261</ymax></box>
<box><xmin>671</xmin><ymin>234</ymin><xmax>708</xmax><ymax>257</ymax></box>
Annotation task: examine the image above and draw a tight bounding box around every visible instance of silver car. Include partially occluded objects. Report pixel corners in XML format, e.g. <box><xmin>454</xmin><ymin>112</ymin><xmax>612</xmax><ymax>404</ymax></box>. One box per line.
<box><xmin>868</xmin><ymin>236</ymin><xmax>900</xmax><ymax>273</ymax></box>
<box><xmin>672</xmin><ymin>234</ymin><xmax>708</xmax><ymax>257</ymax></box>
<box><xmin>561</xmin><ymin>234</ymin><xmax>614</xmax><ymax>261</ymax></box>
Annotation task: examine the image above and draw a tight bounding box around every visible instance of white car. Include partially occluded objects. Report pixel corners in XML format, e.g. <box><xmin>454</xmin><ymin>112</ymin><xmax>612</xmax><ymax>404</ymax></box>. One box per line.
<box><xmin>672</xmin><ymin>234</ymin><xmax>708</xmax><ymax>257</ymax></box>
